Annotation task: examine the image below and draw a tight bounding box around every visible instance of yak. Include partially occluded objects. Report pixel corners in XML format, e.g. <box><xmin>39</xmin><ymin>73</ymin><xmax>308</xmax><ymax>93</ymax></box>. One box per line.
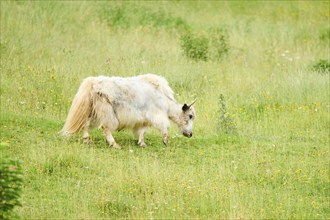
<box><xmin>61</xmin><ymin>74</ymin><xmax>196</xmax><ymax>148</ymax></box>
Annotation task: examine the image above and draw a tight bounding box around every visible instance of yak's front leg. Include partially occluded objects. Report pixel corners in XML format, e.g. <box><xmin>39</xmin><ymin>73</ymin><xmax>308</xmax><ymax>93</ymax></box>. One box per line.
<box><xmin>102</xmin><ymin>126</ymin><xmax>121</xmax><ymax>149</ymax></box>
<box><xmin>153</xmin><ymin>116</ymin><xmax>170</xmax><ymax>146</ymax></box>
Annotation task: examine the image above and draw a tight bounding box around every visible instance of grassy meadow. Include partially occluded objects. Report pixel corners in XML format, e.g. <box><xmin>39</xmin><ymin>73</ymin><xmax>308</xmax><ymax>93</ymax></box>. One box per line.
<box><xmin>1</xmin><ymin>1</ymin><xmax>329</xmax><ymax>219</ymax></box>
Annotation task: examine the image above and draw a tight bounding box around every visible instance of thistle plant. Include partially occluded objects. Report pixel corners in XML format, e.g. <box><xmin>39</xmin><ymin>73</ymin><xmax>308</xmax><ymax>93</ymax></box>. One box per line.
<box><xmin>217</xmin><ymin>94</ymin><xmax>238</xmax><ymax>135</ymax></box>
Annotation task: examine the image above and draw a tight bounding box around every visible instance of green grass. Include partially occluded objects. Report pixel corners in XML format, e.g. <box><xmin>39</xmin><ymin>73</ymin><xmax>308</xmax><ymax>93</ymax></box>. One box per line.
<box><xmin>1</xmin><ymin>1</ymin><xmax>329</xmax><ymax>219</ymax></box>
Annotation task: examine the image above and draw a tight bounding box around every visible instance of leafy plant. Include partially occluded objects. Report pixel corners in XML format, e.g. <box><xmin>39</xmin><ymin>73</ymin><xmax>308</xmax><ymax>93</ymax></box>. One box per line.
<box><xmin>0</xmin><ymin>158</ymin><xmax>23</xmax><ymax>220</ymax></box>
<box><xmin>311</xmin><ymin>59</ymin><xmax>330</xmax><ymax>74</ymax></box>
<box><xmin>180</xmin><ymin>28</ymin><xmax>229</xmax><ymax>62</ymax></box>
<box><xmin>319</xmin><ymin>28</ymin><xmax>330</xmax><ymax>41</ymax></box>
<box><xmin>99</xmin><ymin>4</ymin><xmax>188</xmax><ymax>30</ymax></box>
<box><xmin>180</xmin><ymin>33</ymin><xmax>209</xmax><ymax>61</ymax></box>
<box><xmin>208</xmin><ymin>28</ymin><xmax>229</xmax><ymax>61</ymax></box>
<box><xmin>104</xmin><ymin>6</ymin><xmax>129</xmax><ymax>28</ymax></box>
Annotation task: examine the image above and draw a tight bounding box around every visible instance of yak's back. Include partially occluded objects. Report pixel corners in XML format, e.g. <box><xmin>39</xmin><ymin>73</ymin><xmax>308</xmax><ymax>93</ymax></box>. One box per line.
<box><xmin>137</xmin><ymin>74</ymin><xmax>175</xmax><ymax>102</ymax></box>
<box><xmin>90</xmin><ymin>74</ymin><xmax>176</xmax><ymax>104</ymax></box>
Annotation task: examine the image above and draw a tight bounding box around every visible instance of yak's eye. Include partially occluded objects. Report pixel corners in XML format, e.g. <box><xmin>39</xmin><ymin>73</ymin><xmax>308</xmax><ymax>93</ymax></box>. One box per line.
<box><xmin>189</xmin><ymin>114</ymin><xmax>193</xmax><ymax>119</ymax></box>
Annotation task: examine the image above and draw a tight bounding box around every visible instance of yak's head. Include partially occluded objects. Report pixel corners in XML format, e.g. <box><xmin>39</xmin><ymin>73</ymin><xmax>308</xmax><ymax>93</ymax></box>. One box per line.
<box><xmin>178</xmin><ymin>100</ymin><xmax>196</xmax><ymax>138</ymax></box>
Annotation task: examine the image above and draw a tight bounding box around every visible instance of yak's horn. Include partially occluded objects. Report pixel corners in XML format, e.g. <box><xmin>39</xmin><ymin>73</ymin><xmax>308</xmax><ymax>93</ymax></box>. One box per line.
<box><xmin>188</xmin><ymin>99</ymin><xmax>197</xmax><ymax>107</ymax></box>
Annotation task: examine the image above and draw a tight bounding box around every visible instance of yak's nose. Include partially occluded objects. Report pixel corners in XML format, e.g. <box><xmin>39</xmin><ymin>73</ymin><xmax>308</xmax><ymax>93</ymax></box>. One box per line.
<box><xmin>183</xmin><ymin>132</ymin><xmax>193</xmax><ymax>138</ymax></box>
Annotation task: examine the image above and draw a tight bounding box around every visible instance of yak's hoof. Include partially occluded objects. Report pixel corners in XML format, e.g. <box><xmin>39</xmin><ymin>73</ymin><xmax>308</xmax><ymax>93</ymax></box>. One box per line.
<box><xmin>83</xmin><ymin>138</ymin><xmax>91</xmax><ymax>145</ymax></box>
<box><xmin>163</xmin><ymin>140</ymin><xmax>168</xmax><ymax>146</ymax></box>
<box><xmin>112</xmin><ymin>143</ymin><xmax>121</xmax><ymax>149</ymax></box>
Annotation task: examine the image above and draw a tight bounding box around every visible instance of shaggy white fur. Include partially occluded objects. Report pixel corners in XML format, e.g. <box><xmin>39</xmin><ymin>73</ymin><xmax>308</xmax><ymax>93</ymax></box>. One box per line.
<box><xmin>61</xmin><ymin>74</ymin><xmax>196</xmax><ymax>148</ymax></box>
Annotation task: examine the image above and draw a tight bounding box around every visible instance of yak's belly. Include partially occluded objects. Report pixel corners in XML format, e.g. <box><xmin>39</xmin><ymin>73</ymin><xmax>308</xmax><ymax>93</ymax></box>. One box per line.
<box><xmin>115</xmin><ymin>105</ymin><xmax>151</xmax><ymax>130</ymax></box>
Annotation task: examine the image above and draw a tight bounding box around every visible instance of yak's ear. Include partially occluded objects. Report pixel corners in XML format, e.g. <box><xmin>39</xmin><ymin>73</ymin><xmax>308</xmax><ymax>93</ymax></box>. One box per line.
<box><xmin>182</xmin><ymin>104</ymin><xmax>190</xmax><ymax>112</ymax></box>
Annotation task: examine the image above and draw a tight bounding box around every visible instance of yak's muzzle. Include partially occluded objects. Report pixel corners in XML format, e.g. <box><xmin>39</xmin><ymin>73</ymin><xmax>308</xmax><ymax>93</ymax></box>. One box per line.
<box><xmin>183</xmin><ymin>132</ymin><xmax>192</xmax><ymax>138</ymax></box>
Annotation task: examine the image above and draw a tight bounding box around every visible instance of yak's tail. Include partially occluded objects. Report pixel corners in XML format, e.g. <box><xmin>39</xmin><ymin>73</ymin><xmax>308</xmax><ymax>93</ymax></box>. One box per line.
<box><xmin>60</xmin><ymin>77</ymin><xmax>96</xmax><ymax>135</ymax></box>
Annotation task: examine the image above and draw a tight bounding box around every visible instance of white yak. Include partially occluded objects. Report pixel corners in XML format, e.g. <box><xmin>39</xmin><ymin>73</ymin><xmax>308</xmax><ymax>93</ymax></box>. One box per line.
<box><xmin>61</xmin><ymin>74</ymin><xmax>196</xmax><ymax>148</ymax></box>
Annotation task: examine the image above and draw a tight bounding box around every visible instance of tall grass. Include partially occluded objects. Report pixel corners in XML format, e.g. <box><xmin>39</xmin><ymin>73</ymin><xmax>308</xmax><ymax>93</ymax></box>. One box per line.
<box><xmin>1</xmin><ymin>1</ymin><xmax>329</xmax><ymax>219</ymax></box>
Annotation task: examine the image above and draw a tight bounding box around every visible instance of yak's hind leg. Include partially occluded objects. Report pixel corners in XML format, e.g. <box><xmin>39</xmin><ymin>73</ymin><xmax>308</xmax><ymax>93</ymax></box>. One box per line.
<box><xmin>83</xmin><ymin>117</ymin><xmax>92</xmax><ymax>144</ymax></box>
<box><xmin>94</xmin><ymin>96</ymin><xmax>120</xmax><ymax>148</ymax></box>
<box><xmin>102</xmin><ymin>126</ymin><xmax>121</xmax><ymax>149</ymax></box>
<box><xmin>134</xmin><ymin>126</ymin><xmax>148</xmax><ymax>147</ymax></box>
